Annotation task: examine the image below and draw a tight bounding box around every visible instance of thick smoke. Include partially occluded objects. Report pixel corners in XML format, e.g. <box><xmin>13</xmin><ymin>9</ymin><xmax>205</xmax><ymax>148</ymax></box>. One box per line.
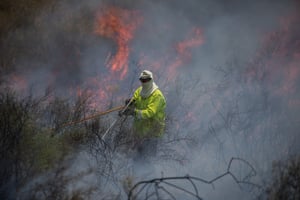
<box><xmin>1</xmin><ymin>0</ymin><xmax>299</xmax><ymax>199</ymax></box>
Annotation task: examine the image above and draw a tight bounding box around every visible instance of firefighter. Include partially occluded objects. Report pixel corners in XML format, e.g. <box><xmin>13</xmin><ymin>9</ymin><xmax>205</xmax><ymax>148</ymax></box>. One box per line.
<box><xmin>121</xmin><ymin>70</ymin><xmax>166</xmax><ymax>157</ymax></box>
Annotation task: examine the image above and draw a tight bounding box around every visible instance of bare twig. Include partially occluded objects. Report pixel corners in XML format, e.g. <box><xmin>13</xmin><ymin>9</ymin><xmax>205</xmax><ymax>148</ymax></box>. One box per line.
<box><xmin>128</xmin><ymin>157</ymin><xmax>262</xmax><ymax>200</ymax></box>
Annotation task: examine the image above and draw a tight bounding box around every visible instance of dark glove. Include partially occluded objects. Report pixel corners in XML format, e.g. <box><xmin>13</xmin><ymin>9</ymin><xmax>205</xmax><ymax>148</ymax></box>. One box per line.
<box><xmin>123</xmin><ymin>106</ymin><xmax>135</xmax><ymax>116</ymax></box>
<box><xmin>125</xmin><ymin>98</ymin><xmax>135</xmax><ymax>106</ymax></box>
<box><xmin>119</xmin><ymin>106</ymin><xmax>135</xmax><ymax>116</ymax></box>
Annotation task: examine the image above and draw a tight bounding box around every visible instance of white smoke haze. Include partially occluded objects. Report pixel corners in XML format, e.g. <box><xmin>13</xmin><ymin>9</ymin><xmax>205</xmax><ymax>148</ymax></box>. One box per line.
<box><xmin>2</xmin><ymin>0</ymin><xmax>300</xmax><ymax>199</ymax></box>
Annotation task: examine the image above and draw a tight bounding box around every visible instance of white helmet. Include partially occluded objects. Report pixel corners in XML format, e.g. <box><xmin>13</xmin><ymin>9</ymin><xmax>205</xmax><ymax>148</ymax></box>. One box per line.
<box><xmin>139</xmin><ymin>70</ymin><xmax>153</xmax><ymax>80</ymax></box>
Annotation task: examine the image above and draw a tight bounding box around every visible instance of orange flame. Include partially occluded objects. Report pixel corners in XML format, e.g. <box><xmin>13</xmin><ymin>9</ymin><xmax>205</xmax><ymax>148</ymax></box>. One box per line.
<box><xmin>94</xmin><ymin>6</ymin><xmax>143</xmax><ymax>79</ymax></box>
<box><xmin>137</xmin><ymin>28</ymin><xmax>204</xmax><ymax>81</ymax></box>
<box><xmin>176</xmin><ymin>28</ymin><xmax>204</xmax><ymax>57</ymax></box>
<box><xmin>245</xmin><ymin>12</ymin><xmax>300</xmax><ymax>110</ymax></box>
<box><xmin>169</xmin><ymin>28</ymin><xmax>204</xmax><ymax>79</ymax></box>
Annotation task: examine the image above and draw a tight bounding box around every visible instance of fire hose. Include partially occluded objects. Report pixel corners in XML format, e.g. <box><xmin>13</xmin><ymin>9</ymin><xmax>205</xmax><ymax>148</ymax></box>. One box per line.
<box><xmin>59</xmin><ymin>98</ymin><xmax>134</xmax><ymax>141</ymax></box>
<box><xmin>59</xmin><ymin>105</ymin><xmax>125</xmax><ymax>128</ymax></box>
<box><xmin>101</xmin><ymin>98</ymin><xmax>134</xmax><ymax>141</ymax></box>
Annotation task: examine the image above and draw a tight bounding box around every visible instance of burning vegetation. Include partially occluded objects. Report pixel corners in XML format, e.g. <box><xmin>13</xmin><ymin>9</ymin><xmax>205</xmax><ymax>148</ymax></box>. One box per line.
<box><xmin>94</xmin><ymin>6</ymin><xmax>143</xmax><ymax>80</ymax></box>
<box><xmin>0</xmin><ymin>0</ymin><xmax>300</xmax><ymax>199</ymax></box>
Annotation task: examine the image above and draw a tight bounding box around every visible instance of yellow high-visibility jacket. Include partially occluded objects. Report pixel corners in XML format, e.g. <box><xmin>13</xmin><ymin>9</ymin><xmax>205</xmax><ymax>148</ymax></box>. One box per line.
<box><xmin>132</xmin><ymin>86</ymin><xmax>166</xmax><ymax>138</ymax></box>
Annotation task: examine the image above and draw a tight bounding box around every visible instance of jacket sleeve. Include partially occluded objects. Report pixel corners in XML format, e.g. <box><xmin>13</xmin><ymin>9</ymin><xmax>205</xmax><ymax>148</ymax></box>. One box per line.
<box><xmin>132</xmin><ymin>87</ymin><xmax>141</xmax><ymax>102</ymax></box>
<box><xmin>135</xmin><ymin>92</ymin><xmax>164</xmax><ymax>120</ymax></box>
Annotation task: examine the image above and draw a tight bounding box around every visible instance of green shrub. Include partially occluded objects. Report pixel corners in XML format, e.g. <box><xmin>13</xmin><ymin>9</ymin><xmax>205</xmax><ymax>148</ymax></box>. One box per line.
<box><xmin>21</xmin><ymin>128</ymin><xmax>68</xmax><ymax>172</ymax></box>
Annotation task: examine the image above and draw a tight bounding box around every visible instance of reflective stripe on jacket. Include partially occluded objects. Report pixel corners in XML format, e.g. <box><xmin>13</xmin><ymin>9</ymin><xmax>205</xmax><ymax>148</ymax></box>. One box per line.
<box><xmin>132</xmin><ymin>86</ymin><xmax>166</xmax><ymax>138</ymax></box>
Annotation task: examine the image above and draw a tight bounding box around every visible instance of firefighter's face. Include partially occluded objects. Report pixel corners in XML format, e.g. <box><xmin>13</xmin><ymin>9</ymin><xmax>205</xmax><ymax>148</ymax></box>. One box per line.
<box><xmin>139</xmin><ymin>78</ymin><xmax>152</xmax><ymax>83</ymax></box>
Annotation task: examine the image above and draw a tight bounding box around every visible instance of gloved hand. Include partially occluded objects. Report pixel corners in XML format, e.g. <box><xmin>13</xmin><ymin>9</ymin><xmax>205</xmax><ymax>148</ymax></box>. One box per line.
<box><xmin>123</xmin><ymin>106</ymin><xmax>135</xmax><ymax>116</ymax></box>
<box><xmin>125</xmin><ymin>98</ymin><xmax>135</xmax><ymax>106</ymax></box>
<box><xmin>118</xmin><ymin>106</ymin><xmax>135</xmax><ymax>116</ymax></box>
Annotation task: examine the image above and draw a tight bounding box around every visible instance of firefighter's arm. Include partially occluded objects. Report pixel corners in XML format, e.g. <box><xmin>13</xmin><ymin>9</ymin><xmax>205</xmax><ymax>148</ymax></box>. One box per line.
<box><xmin>135</xmin><ymin>93</ymin><xmax>163</xmax><ymax>119</ymax></box>
<box><xmin>125</xmin><ymin>88</ymin><xmax>140</xmax><ymax>105</ymax></box>
<box><xmin>132</xmin><ymin>87</ymin><xmax>141</xmax><ymax>101</ymax></box>
<box><xmin>118</xmin><ymin>89</ymin><xmax>140</xmax><ymax>116</ymax></box>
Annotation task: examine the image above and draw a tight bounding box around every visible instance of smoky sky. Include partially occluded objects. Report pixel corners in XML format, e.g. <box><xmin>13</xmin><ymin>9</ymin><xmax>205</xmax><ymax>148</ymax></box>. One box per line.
<box><xmin>2</xmin><ymin>0</ymin><xmax>296</xmax><ymax>90</ymax></box>
<box><xmin>2</xmin><ymin>0</ymin><xmax>300</xmax><ymax>199</ymax></box>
